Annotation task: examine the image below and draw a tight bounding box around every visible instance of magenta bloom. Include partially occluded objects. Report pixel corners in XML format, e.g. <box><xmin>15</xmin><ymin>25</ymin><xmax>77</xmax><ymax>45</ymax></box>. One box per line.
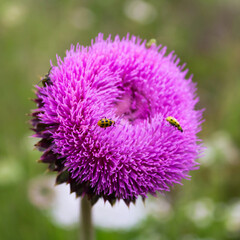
<box><xmin>31</xmin><ymin>34</ymin><xmax>204</xmax><ymax>205</ymax></box>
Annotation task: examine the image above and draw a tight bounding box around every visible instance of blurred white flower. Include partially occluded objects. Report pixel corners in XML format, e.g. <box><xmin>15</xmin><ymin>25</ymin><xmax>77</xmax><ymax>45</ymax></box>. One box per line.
<box><xmin>51</xmin><ymin>182</ymin><xmax>79</xmax><ymax>227</ymax></box>
<box><xmin>52</xmin><ymin>183</ymin><xmax>147</xmax><ymax>228</ymax></box>
<box><xmin>29</xmin><ymin>176</ymin><xmax>181</xmax><ymax>229</ymax></box>
<box><xmin>185</xmin><ymin>198</ymin><xmax>215</xmax><ymax>228</ymax></box>
<box><xmin>29</xmin><ymin>176</ymin><xmax>148</xmax><ymax>228</ymax></box>
<box><xmin>124</xmin><ymin>0</ymin><xmax>157</xmax><ymax>24</ymax></box>
<box><xmin>1</xmin><ymin>3</ymin><xmax>26</xmax><ymax>27</ymax></box>
<box><xmin>93</xmin><ymin>198</ymin><xmax>147</xmax><ymax>229</ymax></box>
<box><xmin>225</xmin><ymin>201</ymin><xmax>240</xmax><ymax>232</ymax></box>
<box><xmin>69</xmin><ymin>8</ymin><xmax>95</xmax><ymax>30</ymax></box>
<box><xmin>28</xmin><ymin>176</ymin><xmax>55</xmax><ymax>210</ymax></box>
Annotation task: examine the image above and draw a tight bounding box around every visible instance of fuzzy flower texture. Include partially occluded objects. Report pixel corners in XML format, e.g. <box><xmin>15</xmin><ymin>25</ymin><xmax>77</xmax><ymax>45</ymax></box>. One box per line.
<box><xmin>31</xmin><ymin>34</ymin><xmax>204</xmax><ymax>206</ymax></box>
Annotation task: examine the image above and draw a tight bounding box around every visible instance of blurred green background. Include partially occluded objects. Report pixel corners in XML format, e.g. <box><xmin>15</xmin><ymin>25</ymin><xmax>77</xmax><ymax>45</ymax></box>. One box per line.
<box><xmin>0</xmin><ymin>0</ymin><xmax>240</xmax><ymax>239</ymax></box>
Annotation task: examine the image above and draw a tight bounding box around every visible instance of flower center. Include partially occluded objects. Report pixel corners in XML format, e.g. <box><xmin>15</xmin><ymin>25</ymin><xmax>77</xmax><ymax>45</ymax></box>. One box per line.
<box><xmin>115</xmin><ymin>86</ymin><xmax>151</xmax><ymax>124</ymax></box>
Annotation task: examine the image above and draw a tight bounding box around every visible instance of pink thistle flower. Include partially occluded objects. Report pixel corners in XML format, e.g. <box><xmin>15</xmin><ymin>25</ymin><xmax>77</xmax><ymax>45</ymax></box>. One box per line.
<box><xmin>31</xmin><ymin>33</ymin><xmax>204</xmax><ymax>206</ymax></box>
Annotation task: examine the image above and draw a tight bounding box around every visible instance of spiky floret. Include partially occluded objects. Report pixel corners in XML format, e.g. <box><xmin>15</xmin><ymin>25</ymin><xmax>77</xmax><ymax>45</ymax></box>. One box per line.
<box><xmin>31</xmin><ymin>33</ymin><xmax>204</xmax><ymax>206</ymax></box>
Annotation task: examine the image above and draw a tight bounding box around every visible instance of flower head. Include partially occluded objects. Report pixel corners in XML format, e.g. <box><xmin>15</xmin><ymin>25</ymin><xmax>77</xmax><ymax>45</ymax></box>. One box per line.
<box><xmin>31</xmin><ymin>33</ymin><xmax>204</xmax><ymax>206</ymax></box>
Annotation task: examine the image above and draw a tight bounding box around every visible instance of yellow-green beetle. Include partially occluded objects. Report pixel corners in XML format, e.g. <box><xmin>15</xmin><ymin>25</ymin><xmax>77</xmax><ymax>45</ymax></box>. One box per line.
<box><xmin>97</xmin><ymin>118</ymin><xmax>115</xmax><ymax>129</ymax></box>
<box><xmin>166</xmin><ymin>116</ymin><xmax>183</xmax><ymax>132</ymax></box>
<box><xmin>146</xmin><ymin>38</ymin><xmax>157</xmax><ymax>48</ymax></box>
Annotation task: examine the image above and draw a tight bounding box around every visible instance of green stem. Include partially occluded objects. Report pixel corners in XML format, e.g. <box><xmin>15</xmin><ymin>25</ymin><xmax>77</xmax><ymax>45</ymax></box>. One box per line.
<box><xmin>80</xmin><ymin>196</ymin><xmax>94</xmax><ymax>240</ymax></box>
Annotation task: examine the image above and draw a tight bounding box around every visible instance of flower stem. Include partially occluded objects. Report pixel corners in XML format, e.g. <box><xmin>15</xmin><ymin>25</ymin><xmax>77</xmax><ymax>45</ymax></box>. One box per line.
<box><xmin>80</xmin><ymin>196</ymin><xmax>94</xmax><ymax>240</ymax></box>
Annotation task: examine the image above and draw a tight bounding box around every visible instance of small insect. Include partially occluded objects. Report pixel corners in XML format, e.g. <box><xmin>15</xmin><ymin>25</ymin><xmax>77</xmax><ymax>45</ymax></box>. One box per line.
<box><xmin>39</xmin><ymin>67</ymin><xmax>53</xmax><ymax>87</ymax></box>
<box><xmin>146</xmin><ymin>38</ymin><xmax>157</xmax><ymax>48</ymax></box>
<box><xmin>97</xmin><ymin>118</ymin><xmax>115</xmax><ymax>129</ymax></box>
<box><xmin>166</xmin><ymin>116</ymin><xmax>183</xmax><ymax>132</ymax></box>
